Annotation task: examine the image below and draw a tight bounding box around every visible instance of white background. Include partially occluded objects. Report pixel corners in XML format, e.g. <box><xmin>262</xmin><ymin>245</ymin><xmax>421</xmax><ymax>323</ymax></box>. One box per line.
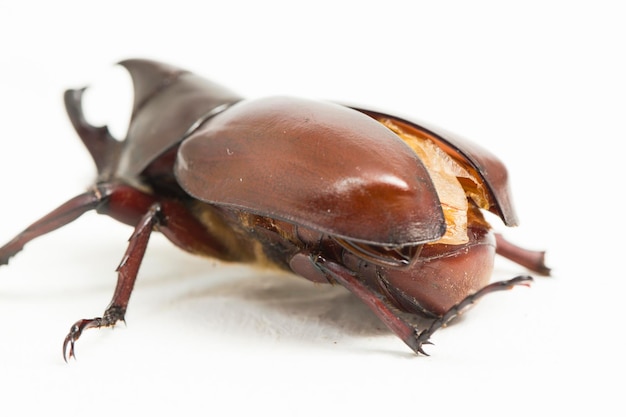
<box><xmin>0</xmin><ymin>1</ymin><xmax>623</xmax><ymax>415</ymax></box>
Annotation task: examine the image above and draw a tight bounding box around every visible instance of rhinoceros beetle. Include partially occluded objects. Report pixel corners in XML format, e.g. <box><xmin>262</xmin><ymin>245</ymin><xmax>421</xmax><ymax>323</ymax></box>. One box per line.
<box><xmin>0</xmin><ymin>59</ymin><xmax>549</xmax><ymax>361</ymax></box>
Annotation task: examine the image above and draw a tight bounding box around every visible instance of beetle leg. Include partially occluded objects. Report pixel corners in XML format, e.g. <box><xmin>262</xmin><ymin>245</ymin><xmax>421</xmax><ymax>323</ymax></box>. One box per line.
<box><xmin>316</xmin><ymin>257</ymin><xmax>532</xmax><ymax>355</ymax></box>
<box><xmin>414</xmin><ymin>276</ymin><xmax>533</xmax><ymax>352</ymax></box>
<box><xmin>495</xmin><ymin>234</ymin><xmax>551</xmax><ymax>276</ymax></box>
<box><xmin>0</xmin><ymin>191</ymin><xmax>104</xmax><ymax>266</ymax></box>
<box><xmin>315</xmin><ymin>257</ymin><xmax>431</xmax><ymax>355</ymax></box>
<box><xmin>63</xmin><ymin>203</ymin><xmax>161</xmax><ymax>362</ymax></box>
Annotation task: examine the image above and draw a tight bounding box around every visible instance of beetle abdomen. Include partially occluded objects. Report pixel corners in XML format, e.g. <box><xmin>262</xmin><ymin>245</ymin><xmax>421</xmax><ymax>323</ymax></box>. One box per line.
<box><xmin>377</xmin><ymin>209</ymin><xmax>496</xmax><ymax>315</ymax></box>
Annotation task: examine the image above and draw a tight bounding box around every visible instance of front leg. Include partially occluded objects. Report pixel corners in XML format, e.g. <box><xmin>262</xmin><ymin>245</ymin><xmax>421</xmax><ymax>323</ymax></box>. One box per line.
<box><xmin>63</xmin><ymin>203</ymin><xmax>162</xmax><ymax>361</ymax></box>
<box><xmin>0</xmin><ymin>191</ymin><xmax>104</xmax><ymax>266</ymax></box>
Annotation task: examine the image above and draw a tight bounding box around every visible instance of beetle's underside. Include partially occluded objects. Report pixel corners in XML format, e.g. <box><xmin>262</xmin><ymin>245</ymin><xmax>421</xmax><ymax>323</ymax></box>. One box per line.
<box><xmin>0</xmin><ymin>59</ymin><xmax>549</xmax><ymax>360</ymax></box>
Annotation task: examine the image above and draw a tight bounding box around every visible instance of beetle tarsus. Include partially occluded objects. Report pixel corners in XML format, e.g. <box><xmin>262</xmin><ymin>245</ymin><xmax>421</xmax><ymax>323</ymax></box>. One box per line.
<box><xmin>413</xmin><ymin>339</ymin><xmax>433</xmax><ymax>356</ymax></box>
<box><xmin>414</xmin><ymin>276</ymin><xmax>533</xmax><ymax>352</ymax></box>
<box><xmin>63</xmin><ymin>306</ymin><xmax>126</xmax><ymax>362</ymax></box>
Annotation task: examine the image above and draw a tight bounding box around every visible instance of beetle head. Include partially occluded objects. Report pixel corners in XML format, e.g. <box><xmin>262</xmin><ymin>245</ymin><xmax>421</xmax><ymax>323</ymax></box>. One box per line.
<box><xmin>64</xmin><ymin>59</ymin><xmax>243</xmax><ymax>183</ymax></box>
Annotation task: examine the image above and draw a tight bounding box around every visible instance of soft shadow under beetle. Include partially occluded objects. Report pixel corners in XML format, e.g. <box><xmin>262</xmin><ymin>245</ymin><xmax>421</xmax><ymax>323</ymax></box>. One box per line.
<box><xmin>0</xmin><ymin>59</ymin><xmax>550</xmax><ymax>360</ymax></box>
